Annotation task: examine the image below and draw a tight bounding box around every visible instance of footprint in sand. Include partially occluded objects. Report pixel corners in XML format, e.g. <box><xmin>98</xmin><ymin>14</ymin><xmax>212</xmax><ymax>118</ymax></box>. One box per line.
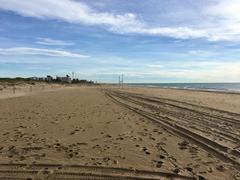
<box><xmin>2</xmin><ymin>131</ymin><xmax>10</xmax><ymax>136</ymax></box>
<box><xmin>186</xmin><ymin>167</ymin><xmax>193</xmax><ymax>172</ymax></box>
<box><xmin>162</xmin><ymin>137</ymin><xmax>167</xmax><ymax>141</ymax></box>
<box><xmin>189</xmin><ymin>146</ymin><xmax>198</xmax><ymax>155</ymax></box>
<box><xmin>116</xmin><ymin>137</ymin><xmax>124</xmax><ymax>140</ymax></box>
<box><xmin>193</xmin><ymin>164</ymin><xmax>200</xmax><ymax>168</ymax></box>
<box><xmin>150</xmin><ymin>137</ymin><xmax>156</xmax><ymax>141</ymax></box>
<box><xmin>173</xmin><ymin>168</ymin><xmax>180</xmax><ymax>174</ymax></box>
<box><xmin>92</xmin><ymin>144</ymin><xmax>100</xmax><ymax>149</ymax></box>
<box><xmin>77</xmin><ymin>142</ymin><xmax>88</xmax><ymax>146</ymax></box>
<box><xmin>159</xmin><ymin>155</ymin><xmax>165</xmax><ymax>159</ymax></box>
<box><xmin>234</xmin><ymin>172</ymin><xmax>240</xmax><ymax>179</ymax></box>
<box><xmin>91</xmin><ymin>138</ymin><xmax>98</xmax><ymax>142</ymax></box>
<box><xmin>69</xmin><ymin>128</ymin><xmax>82</xmax><ymax>135</ymax></box>
<box><xmin>155</xmin><ymin>160</ymin><xmax>163</xmax><ymax>168</ymax></box>
<box><xmin>140</xmin><ymin>147</ymin><xmax>151</xmax><ymax>155</ymax></box>
<box><xmin>178</xmin><ymin>140</ymin><xmax>189</xmax><ymax>150</ymax></box>
<box><xmin>70</xmin><ymin>131</ymin><xmax>76</xmax><ymax>135</ymax></box>
<box><xmin>207</xmin><ymin>167</ymin><xmax>213</xmax><ymax>173</ymax></box>
<box><xmin>216</xmin><ymin>165</ymin><xmax>225</xmax><ymax>172</ymax></box>
<box><xmin>105</xmin><ymin>134</ymin><xmax>112</xmax><ymax>138</ymax></box>
<box><xmin>68</xmin><ymin>153</ymin><xmax>74</xmax><ymax>158</ymax></box>
<box><xmin>197</xmin><ymin>175</ymin><xmax>206</xmax><ymax>180</ymax></box>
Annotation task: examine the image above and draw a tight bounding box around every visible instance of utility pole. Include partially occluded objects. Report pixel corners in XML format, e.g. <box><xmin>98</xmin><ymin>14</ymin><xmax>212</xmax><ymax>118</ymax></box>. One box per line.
<box><xmin>72</xmin><ymin>72</ymin><xmax>75</xmax><ymax>80</ymax></box>
<box><xmin>121</xmin><ymin>73</ymin><xmax>123</xmax><ymax>89</ymax></box>
<box><xmin>118</xmin><ymin>75</ymin><xmax>121</xmax><ymax>89</ymax></box>
<box><xmin>118</xmin><ymin>74</ymin><xmax>124</xmax><ymax>89</ymax></box>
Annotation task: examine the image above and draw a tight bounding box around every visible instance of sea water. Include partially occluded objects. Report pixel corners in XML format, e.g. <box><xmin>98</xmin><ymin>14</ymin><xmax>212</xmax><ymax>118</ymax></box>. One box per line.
<box><xmin>127</xmin><ymin>83</ymin><xmax>240</xmax><ymax>93</ymax></box>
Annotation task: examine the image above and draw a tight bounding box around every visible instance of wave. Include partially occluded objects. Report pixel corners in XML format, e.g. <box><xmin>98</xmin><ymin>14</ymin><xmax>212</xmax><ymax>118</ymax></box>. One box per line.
<box><xmin>126</xmin><ymin>83</ymin><xmax>240</xmax><ymax>93</ymax></box>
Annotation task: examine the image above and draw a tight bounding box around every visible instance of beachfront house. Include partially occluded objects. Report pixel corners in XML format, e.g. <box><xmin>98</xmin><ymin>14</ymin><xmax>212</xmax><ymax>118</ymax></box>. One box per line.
<box><xmin>46</xmin><ymin>75</ymin><xmax>53</xmax><ymax>82</ymax></box>
<box><xmin>56</xmin><ymin>75</ymin><xmax>72</xmax><ymax>83</ymax></box>
<box><xmin>30</xmin><ymin>76</ymin><xmax>46</xmax><ymax>81</ymax></box>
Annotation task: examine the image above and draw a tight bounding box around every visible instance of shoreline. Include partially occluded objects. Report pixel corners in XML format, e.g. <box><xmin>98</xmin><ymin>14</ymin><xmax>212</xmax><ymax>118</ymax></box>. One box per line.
<box><xmin>123</xmin><ymin>84</ymin><xmax>240</xmax><ymax>95</ymax></box>
<box><xmin>115</xmin><ymin>85</ymin><xmax>240</xmax><ymax>115</ymax></box>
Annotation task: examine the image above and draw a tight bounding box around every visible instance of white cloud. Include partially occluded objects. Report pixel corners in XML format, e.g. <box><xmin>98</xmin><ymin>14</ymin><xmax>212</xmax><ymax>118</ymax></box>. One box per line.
<box><xmin>72</xmin><ymin>58</ymin><xmax>240</xmax><ymax>82</ymax></box>
<box><xmin>111</xmin><ymin>25</ymin><xmax>210</xmax><ymax>39</ymax></box>
<box><xmin>36</xmin><ymin>38</ymin><xmax>73</xmax><ymax>46</ymax></box>
<box><xmin>92</xmin><ymin>60</ymin><xmax>240</xmax><ymax>82</ymax></box>
<box><xmin>146</xmin><ymin>64</ymin><xmax>164</xmax><ymax>68</ymax></box>
<box><xmin>205</xmin><ymin>0</ymin><xmax>240</xmax><ymax>21</ymax></box>
<box><xmin>0</xmin><ymin>0</ymin><xmax>240</xmax><ymax>41</ymax></box>
<box><xmin>0</xmin><ymin>47</ymin><xmax>89</xmax><ymax>58</ymax></box>
<box><xmin>202</xmin><ymin>0</ymin><xmax>240</xmax><ymax>41</ymax></box>
<box><xmin>0</xmin><ymin>0</ymin><xmax>140</xmax><ymax>27</ymax></box>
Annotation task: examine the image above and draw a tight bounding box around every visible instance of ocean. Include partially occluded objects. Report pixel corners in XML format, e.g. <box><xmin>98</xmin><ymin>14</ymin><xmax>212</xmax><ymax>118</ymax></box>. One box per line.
<box><xmin>126</xmin><ymin>83</ymin><xmax>240</xmax><ymax>93</ymax></box>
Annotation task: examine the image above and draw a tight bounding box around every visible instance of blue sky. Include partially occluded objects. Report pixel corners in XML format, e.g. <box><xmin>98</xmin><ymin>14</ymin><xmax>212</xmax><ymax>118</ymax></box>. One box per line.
<box><xmin>0</xmin><ymin>0</ymin><xmax>240</xmax><ymax>83</ymax></box>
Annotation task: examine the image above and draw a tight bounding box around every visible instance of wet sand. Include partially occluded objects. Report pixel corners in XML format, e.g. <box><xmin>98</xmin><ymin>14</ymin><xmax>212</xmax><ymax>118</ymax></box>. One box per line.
<box><xmin>0</xmin><ymin>86</ymin><xmax>239</xmax><ymax>179</ymax></box>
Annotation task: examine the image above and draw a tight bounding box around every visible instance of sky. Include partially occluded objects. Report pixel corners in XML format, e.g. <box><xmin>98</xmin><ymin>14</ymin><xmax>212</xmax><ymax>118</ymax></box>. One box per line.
<box><xmin>0</xmin><ymin>0</ymin><xmax>240</xmax><ymax>83</ymax></box>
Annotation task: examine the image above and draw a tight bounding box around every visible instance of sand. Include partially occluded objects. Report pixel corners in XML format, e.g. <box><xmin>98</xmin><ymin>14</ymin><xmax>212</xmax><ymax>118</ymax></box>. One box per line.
<box><xmin>118</xmin><ymin>86</ymin><xmax>240</xmax><ymax>114</ymax></box>
<box><xmin>0</xmin><ymin>86</ymin><xmax>239</xmax><ymax>179</ymax></box>
<box><xmin>0</xmin><ymin>82</ymin><xmax>65</xmax><ymax>99</ymax></box>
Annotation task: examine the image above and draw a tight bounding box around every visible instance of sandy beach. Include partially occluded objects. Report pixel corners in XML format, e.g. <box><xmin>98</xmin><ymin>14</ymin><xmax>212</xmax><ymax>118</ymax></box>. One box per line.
<box><xmin>0</xmin><ymin>86</ymin><xmax>239</xmax><ymax>179</ymax></box>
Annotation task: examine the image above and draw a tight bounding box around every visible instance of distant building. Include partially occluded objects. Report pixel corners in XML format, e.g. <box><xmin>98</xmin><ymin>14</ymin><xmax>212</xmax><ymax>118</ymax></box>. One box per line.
<box><xmin>56</xmin><ymin>75</ymin><xmax>71</xmax><ymax>83</ymax></box>
<box><xmin>30</xmin><ymin>75</ymin><xmax>72</xmax><ymax>83</ymax></box>
<box><xmin>30</xmin><ymin>77</ymin><xmax>46</xmax><ymax>81</ymax></box>
<box><xmin>39</xmin><ymin>77</ymin><xmax>46</xmax><ymax>81</ymax></box>
<box><xmin>30</xmin><ymin>76</ymin><xmax>39</xmax><ymax>81</ymax></box>
<box><xmin>46</xmin><ymin>75</ymin><xmax>53</xmax><ymax>82</ymax></box>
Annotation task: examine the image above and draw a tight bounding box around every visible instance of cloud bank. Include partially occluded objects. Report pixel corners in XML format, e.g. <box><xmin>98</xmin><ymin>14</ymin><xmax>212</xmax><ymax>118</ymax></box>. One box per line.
<box><xmin>99</xmin><ymin>61</ymin><xmax>240</xmax><ymax>82</ymax></box>
<box><xmin>0</xmin><ymin>47</ymin><xmax>89</xmax><ymax>58</ymax></box>
<box><xmin>36</xmin><ymin>38</ymin><xmax>73</xmax><ymax>46</ymax></box>
<box><xmin>0</xmin><ymin>0</ymin><xmax>240</xmax><ymax>41</ymax></box>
